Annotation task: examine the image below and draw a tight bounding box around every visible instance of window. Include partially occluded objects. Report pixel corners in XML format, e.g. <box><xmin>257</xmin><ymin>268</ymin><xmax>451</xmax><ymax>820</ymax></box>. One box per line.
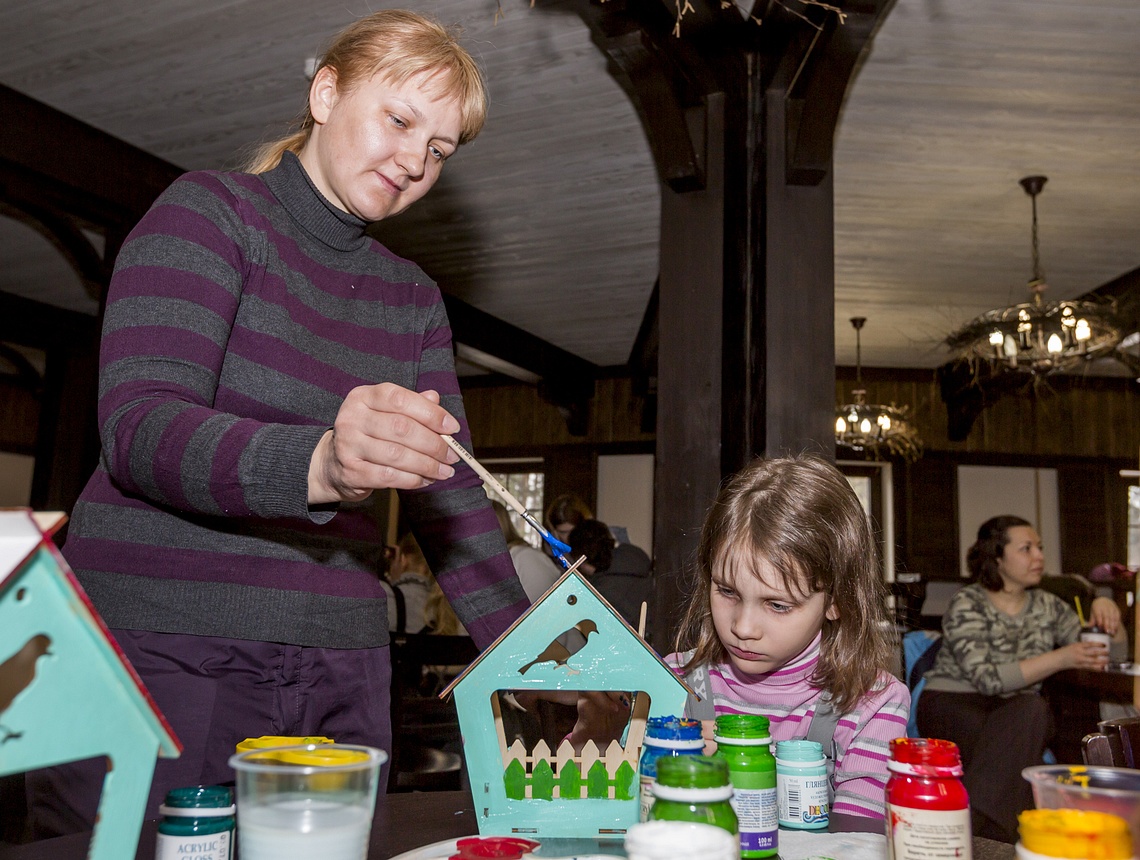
<box><xmin>486</xmin><ymin>461</ymin><xmax>546</xmax><ymax>550</ymax></box>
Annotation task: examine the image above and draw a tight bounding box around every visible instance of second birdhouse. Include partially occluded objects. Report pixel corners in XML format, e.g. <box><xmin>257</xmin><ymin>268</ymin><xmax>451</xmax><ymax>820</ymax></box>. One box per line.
<box><xmin>442</xmin><ymin>568</ymin><xmax>691</xmax><ymax>839</ymax></box>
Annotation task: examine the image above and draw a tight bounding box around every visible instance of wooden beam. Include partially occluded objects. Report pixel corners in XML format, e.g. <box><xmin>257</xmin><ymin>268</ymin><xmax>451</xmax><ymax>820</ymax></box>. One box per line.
<box><xmin>0</xmin><ymin>84</ymin><xmax>182</xmax><ymax>229</ymax></box>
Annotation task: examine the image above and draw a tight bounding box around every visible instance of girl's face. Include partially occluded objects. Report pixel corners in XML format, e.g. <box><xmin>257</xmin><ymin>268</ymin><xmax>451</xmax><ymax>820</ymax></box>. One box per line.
<box><xmin>709</xmin><ymin>552</ymin><xmax>838</xmax><ymax>676</ymax></box>
<box><xmin>300</xmin><ymin>66</ymin><xmax>463</xmax><ymax>222</ymax></box>
<box><xmin>997</xmin><ymin>525</ymin><xmax>1045</xmax><ymax>591</ymax></box>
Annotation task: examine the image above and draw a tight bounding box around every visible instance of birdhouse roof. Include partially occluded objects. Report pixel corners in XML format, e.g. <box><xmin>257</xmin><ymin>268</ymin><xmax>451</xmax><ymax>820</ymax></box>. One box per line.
<box><xmin>0</xmin><ymin>508</ymin><xmax>181</xmax><ymax>757</ymax></box>
<box><xmin>441</xmin><ymin>566</ymin><xmax>692</xmax><ymax>700</ymax></box>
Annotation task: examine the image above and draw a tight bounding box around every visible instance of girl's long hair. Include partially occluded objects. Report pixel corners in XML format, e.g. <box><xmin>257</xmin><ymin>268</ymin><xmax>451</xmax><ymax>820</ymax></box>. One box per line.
<box><xmin>245</xmin><ymin>10</ymin><xmax>487</xmax><ymax>174</ymax></box>
<box><xmin>674</xmin><ymin>455</ymin><xmax>894</xmax><ymax>714</ymax></box>
<box><xmin>966</xmin><ymin>515</ymin><xmax>1032</xmax><ymax>591</ymax></box>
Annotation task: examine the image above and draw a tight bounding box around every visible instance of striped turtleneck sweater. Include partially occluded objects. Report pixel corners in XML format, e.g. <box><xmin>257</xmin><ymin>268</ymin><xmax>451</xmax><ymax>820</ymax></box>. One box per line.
<box><xmin>667</xmin><ymin>633</ymin><xmax>910</xmax><ymax>819</ymax></box>
<box><xmin>62</xmin><ymin>151</ymin><xmax>529</xmax><ymax>651</ymax></box>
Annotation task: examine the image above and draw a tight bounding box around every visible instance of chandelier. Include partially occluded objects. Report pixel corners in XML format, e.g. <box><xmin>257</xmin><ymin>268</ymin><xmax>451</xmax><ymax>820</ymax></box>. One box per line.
<box><xmin>946</xmin><ymin>176</ymin><xmax>1125</xmax><ymax>375</ymax></box>
<box><xmin>835</xmin><ymin>317</ymin><xmax>922</xmax><ymax>461</ymax></box>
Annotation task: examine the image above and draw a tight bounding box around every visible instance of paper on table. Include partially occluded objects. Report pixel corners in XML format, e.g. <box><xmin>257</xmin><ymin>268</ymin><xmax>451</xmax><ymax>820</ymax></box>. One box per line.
<box><xmin>387</xmin><ymin>831</ymin><xmax>887</xmax><ymax>860</ymax></box>
<box><xmin>777</xmin><ymin>828</ymin><xmax>887</xmax><ymax>860</ymax></box>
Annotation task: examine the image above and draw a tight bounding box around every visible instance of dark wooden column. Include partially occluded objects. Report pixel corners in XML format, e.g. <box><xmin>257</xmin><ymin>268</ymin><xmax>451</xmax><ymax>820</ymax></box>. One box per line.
<box><xmin>574</xmin><ymin>0</ymin><xmax>892</xmax><ymax>645</ymax></box>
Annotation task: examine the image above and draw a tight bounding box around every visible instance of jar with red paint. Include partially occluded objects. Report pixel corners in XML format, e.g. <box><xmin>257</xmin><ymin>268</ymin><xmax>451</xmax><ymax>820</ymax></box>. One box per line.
<box><xmin>886</xmin><ymin>737</ymin><xmax>972</xmax><ymax>860</ymax></box>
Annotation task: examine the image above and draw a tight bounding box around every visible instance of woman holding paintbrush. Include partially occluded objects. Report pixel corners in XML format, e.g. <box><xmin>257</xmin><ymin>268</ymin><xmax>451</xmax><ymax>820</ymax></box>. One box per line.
<box><xmin>916</xmin><ymin>515</ymin><xmax>1120</xmax><ymax>843</ymax></box>
<box><xmin>29</xmin><ymin>10</ymin><xmax>530</xmax><ymax>837</ymax></box>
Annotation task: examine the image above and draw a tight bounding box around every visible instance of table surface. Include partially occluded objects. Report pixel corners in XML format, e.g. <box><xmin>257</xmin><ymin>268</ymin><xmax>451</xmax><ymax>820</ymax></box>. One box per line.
<box><xmin>0</xmin><ymin>789</ymin><xmax>1016</xmax><ymax>860</ymax></box>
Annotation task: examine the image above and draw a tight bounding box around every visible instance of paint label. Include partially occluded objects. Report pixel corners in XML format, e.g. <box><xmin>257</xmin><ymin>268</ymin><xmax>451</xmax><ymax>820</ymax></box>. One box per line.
<box><xmin>887</xmin><ymin>805</ymin><xmax>973</xmax><ymax>860</ymax></box>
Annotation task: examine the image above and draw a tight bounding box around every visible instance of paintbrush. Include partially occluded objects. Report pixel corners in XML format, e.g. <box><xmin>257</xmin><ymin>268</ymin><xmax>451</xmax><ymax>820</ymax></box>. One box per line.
<box><xmin>442</xmin><ymin>434</ymin><xmax>574</xmax><ymax>568</ymax></box>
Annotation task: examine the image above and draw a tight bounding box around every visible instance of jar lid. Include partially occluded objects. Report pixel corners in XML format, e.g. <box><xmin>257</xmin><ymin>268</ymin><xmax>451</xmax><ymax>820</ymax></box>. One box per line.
<box><xmin>774</xmin><ymin>739</ymin><xmax>825</xmax><ymax>761</ymax></box>
<box><xmin>655</xmin><ymin>754</ymin><xmax>730</xmax><ymax>789</ymax></box>
<box><xmin>889</xmin><ymin>737</ymin><xmax>962</xmax><ymax>768</ymax></box>
<box><xmin>160</xmin><ymin>785</ymin><xmax>235</xmax><ymax>817</ymax></box>
<box><xmin>645</xmin><ymin>716</ymin><xmax>703</xmax><ymax>742</ymax></box>
<box><xmin>242</xmin><ymin>745</ymin><xmax>373</xmax><ymax>767</ymax></box>
<box><xmin>235</xmin><ymin>735</ymin><xmax>334</xmax><ymax>753</ymax></box>
<box><xmin>714</xmin><ymin>713</ymin><xmax>770</xmax><ymax>740</ymax></box>
<box><xmin>626</xmin><ymin>821</ymin><xmax>738</xmax><ymax>860</ymax></box>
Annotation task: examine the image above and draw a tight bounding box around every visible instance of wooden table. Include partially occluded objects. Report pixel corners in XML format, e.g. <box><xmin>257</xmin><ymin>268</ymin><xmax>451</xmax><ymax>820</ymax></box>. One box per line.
<box><xmin>1046</xmin><ymin>667</ymin><xmax>1140</xmax><ymax>763</ymax></box>
<box><xmin>0</xmin><ymin>789</ymin><xmax>1016</xmax><ymax>860</ymax></box>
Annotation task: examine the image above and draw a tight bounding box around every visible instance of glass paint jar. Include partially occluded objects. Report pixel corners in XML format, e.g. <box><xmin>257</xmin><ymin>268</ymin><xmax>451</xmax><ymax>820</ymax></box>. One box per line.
<box><xmin>638</xmin><ymin>716</ymin><xmax>705</xmax><ymax>822</ymax></box>
<box><xmin>886</xmin><ymin>737</ymin><xmax>972</xmax><ymax>860</ymax></box>
<box><xmin>775</xmin><ymin>739</ymin><xmax>830</xmax><ymax>830</ymax></box>
<box><xmin>1016</xmin><ymin>808</ymin><xmax>1134</xmax><ymax>859</ymax></box>
<box><xmin>156</xmin><ymin>785</ymin><xmax>235</xmax><ymax>860</ymax></box>
<box><xmin>714</xmin><ymin>713</ymin><xmax>777</xmax><ymax>858</ymax></box>
<box><xmin>649</xmin><ymin>755</ymin><xmax>738</xmax><ymax>838</ymax></box>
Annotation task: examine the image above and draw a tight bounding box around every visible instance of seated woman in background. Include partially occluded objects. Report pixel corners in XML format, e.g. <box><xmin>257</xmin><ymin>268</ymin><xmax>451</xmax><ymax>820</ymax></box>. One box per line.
<box><xmin>917</xmin><ymin>515</ymin><xmax>1121</xmax><ymax>843</ymax></box>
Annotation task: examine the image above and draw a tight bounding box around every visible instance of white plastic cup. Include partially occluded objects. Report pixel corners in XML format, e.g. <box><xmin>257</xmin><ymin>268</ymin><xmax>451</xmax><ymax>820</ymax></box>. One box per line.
<box><xmin>228</xmin><ymin>743</ymin><xmax>386</xmax><ymax>860</ymax></box>
<box><xmin>1081</xmin><ymin>626</ymin><xmax>1113</xmax><ymax>654</ymax></box>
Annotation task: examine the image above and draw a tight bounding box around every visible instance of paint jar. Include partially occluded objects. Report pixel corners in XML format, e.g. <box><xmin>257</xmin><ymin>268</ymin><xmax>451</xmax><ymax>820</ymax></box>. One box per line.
<box><xmin>638</xmin><ymin>716</ymin><xmax>705</xmax><ymax>822</ymax></box>
<box><xmin>625</xmin><ymin>820</ymin><xmax>738</xmax><ymax>860</ymax></box>
<box><xmin>714</xmin><ymin>713</ymin><xmax>777</xmax><ymax>858</ymax></box>
<box><xmin>1016</xmin><ymin>808</ymin><xmax>1135</xmax><ymax>859</ymax></box>
<box><xmin>775</xmin><ymin>739</ymin><xmax>830</xmax><ymax>830</ymax></box>
<box><xmin>648</xmin><ymin>755</ymin><xmax>738</xmax><ymax>838</ymax></box>
<box><xmin>156</xmin><ymin>785</ymin><xmax>235</xmax><ymax>860</ymax></box>
<box><xmin>886</xmin><ymin>737</ymin><xmax>972</xmax><ymax>860</ymax></box>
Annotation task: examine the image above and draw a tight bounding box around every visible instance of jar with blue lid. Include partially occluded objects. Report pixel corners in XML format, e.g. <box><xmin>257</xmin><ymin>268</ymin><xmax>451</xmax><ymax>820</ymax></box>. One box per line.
<box><xmin>639</xmin><ymin>716</ymin><xmax>704</xmax><ymax>821</ymax></box>
<box><xmin>156</xmin><ymin>785</ymin><xmax>235</xmax><ymax>860</ymax></box>
<box><xmin>774</xmin><ymin>739</ymin><xmax>829</xmax><ymax>830</ymax></box>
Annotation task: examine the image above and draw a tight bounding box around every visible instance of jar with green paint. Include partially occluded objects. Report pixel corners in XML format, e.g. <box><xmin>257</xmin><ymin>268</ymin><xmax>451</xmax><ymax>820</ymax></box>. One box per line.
<box><xmin>715</xmin><ymin>713</ymin><xmax>777</xmax><ymax>858</ymax></box>
<box><xmin>648</xmin><ymin>755</ymin><xmax>737</xmax><ymax>838</ymax></box>
<box><xmin>155</xmin><ymin>785</ymin><xmax>235</xmax><ymax>860</ymax></box>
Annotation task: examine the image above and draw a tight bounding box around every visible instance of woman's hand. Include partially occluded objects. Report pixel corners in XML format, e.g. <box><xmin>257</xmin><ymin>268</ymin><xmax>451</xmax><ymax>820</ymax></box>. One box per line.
<box><xmin>1089</xmin><ymin>596</ymin><xmax>1122</xmax><ymax>636</ymax></box>
<box><xmin>1059</xmin><ymin>640</ymin><xmax>1110</xmax><ymax>672</ymax></box>
<box><xmin>308</xmin><ymin>383</ymin><xmax>461</xmax><ymax>505</ymax></box>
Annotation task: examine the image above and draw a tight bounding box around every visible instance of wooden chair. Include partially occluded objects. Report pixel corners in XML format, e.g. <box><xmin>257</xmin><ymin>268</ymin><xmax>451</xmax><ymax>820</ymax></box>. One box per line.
<box><xmin>1081</xmin><ymin>716</ymin><xmax>1140</xmax><ymax>768</ymax></box>
<box><xmin>388</xmin><ymin>633</ymin><xmax>479</xmax><ymax>792</ymax></box>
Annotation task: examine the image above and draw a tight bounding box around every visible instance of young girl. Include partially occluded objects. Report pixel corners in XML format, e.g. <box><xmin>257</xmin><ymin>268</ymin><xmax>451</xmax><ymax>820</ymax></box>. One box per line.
<box><xmin>668</xmin><ymin>455</ymin><xmax>910</xmax><ymax>821</ymax></box>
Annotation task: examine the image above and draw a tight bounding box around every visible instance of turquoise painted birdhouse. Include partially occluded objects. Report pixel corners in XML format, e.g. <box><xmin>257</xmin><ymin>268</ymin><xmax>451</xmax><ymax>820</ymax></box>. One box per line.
<box><xmin>0</xmin><ymin>509</ymin><xmax>181</xmax><ymax>860</ymax></box>
<box><xmin>441</xmin><ymin>566</ymin><xmax>692</xmax><ymax>839</ymax></box>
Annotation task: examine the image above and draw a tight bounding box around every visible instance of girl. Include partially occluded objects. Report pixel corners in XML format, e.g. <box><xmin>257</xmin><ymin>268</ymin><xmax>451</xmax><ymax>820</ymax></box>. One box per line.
<box><xmin>669</xmin><ymin>455</ymin><xmax>910</xmax><ymax>822</ymax></box>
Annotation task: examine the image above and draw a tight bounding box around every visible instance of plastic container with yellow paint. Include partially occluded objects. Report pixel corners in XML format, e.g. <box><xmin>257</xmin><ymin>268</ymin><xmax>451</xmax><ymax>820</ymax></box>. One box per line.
<box><xmin>1016</xmin><ymin>808</ymin><xmax>1135</xmax><ymax>860</ymax></box>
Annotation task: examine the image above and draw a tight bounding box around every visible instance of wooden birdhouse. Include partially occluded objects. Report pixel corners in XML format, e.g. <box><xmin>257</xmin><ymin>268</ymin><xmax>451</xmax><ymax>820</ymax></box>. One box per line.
<box><xmin>0</xmin><ymin>509</ymin><xmax>181</xmax><ymax>860</ymax></box>
<box><xmin>442</xmin><ymin>567</ymin><xmax>692</xmax><ymax>839</ymax></box>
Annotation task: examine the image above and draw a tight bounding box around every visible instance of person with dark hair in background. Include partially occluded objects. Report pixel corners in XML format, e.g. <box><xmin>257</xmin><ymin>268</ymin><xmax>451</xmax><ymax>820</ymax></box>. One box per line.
<box><xmin>568</xmin><ymin>519</ymin><xmax>652</xmax><ymax>630</ymax></box>
<box><xmin>917</xmin><ymin>515</ymin><xmax>1119</xmax><ymax>842</ymax></box>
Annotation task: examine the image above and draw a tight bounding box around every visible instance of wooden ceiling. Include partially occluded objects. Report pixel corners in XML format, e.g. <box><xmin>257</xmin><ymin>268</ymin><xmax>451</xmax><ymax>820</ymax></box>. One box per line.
<box><xmin>2</xmin><ymin>0</ymin><xmax>1139</xmax><ymax>375</ymax></box>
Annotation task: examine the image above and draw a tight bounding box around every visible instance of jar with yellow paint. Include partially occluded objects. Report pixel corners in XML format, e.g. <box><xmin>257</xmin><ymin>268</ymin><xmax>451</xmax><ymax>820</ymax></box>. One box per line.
<box><xmin>1016</xmin><ymin>808</ymin><xmax>1135</xmax><ymax>860</ymax></box>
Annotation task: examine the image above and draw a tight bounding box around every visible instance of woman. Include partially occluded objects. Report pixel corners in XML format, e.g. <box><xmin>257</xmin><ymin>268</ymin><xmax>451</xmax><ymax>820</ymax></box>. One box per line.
<box><xmin>917</xmin><ymin>515</ymin><xmax>1119</xmax><ymax>842</ymax></box>
<box><xmin>29</xmin><ymin>10</ymin><xmax>528</xmax><ymax>836</ymax></box>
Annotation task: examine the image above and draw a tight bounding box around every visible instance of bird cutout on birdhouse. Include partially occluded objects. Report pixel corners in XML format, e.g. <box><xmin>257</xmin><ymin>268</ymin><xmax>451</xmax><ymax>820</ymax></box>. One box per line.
<box><xmin>441</xmin><ymin>565</ymin><xmax>694</xmax><ymax>839</ymax></box>
<box><xmin>0</xmin><ymin>509</ymin><xmax>181</xmax><ymax>860</ymax></box>
<box><xmin>517</xmin><ymin>619</ymin><xmax>597</xmax><ymax>675</ymax></box>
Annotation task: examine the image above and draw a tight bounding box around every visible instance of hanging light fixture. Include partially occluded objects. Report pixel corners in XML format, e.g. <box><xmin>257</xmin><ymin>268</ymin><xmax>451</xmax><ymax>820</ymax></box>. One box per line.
<box><xmin>835</xmin><ymin>317</ymin><xmax>922</xmax><ymax>461</ymax></box>
<box><xmin>946</xmin><ymin>176</ymin><xmax>1125</xmax><ymax>375</ymax></box>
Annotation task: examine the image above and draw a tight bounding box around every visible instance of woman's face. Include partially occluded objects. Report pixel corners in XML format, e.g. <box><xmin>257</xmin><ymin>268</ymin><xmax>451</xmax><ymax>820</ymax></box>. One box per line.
<box><xmin>997</xmin><ymin>525</ymin><xmax>1046</xmax><ymax>591</ymax></box>
<box><xmin>300</xmin><ymin>66</ymin><xmax>463</xmax><ymax>222</ymax></box>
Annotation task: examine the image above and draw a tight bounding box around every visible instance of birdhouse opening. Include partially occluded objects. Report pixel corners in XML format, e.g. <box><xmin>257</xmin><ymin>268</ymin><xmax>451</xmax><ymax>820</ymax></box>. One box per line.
<box><xmin>488</xmin><ymin>688</ymin><xmax>650</xmax><ymax>802</ymax></box>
